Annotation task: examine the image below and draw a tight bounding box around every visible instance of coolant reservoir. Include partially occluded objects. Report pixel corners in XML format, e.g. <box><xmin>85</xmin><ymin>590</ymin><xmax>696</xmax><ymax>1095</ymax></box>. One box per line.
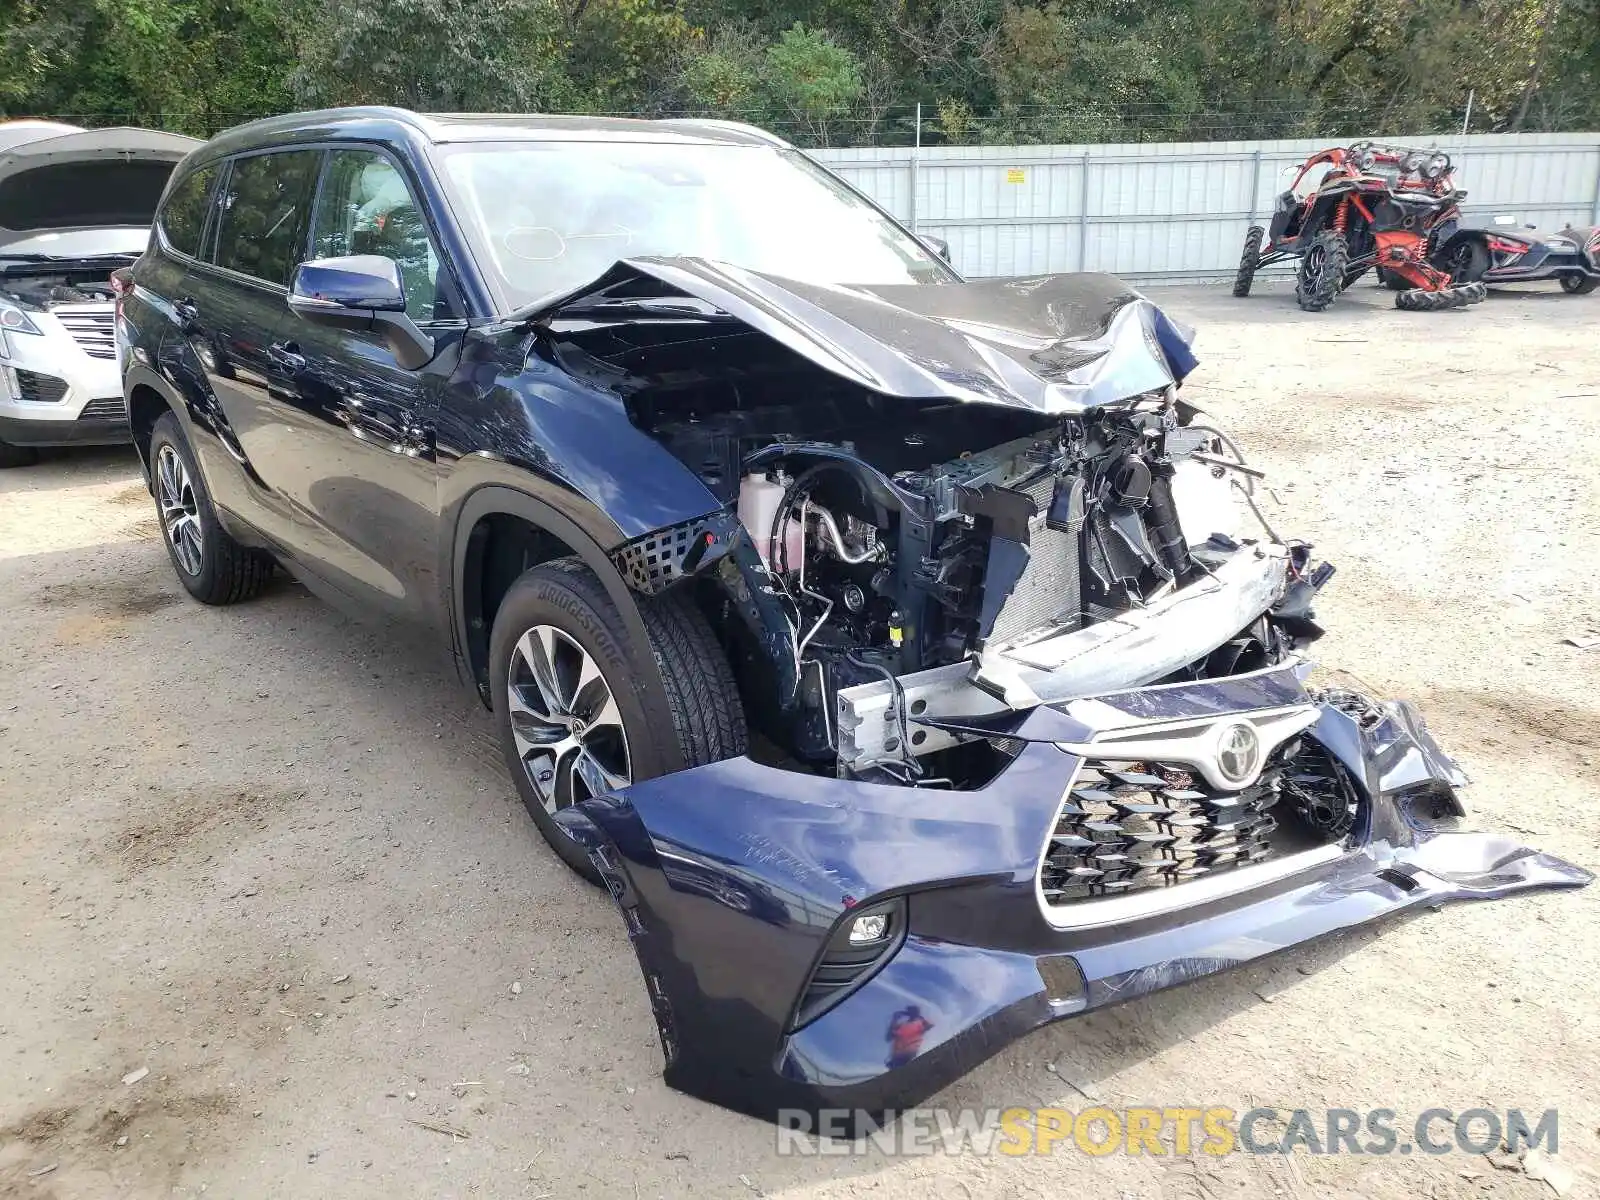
<box><xmin>739</xmin><ymin>472</ymin><xmax>805</xmax><ymax>569</ymax></box>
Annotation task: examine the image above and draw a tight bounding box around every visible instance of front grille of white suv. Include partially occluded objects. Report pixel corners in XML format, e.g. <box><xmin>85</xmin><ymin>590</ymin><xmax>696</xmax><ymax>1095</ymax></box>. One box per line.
<box><xmin>54</xmin><ymin>306</ymin><xmax>117</xmax><ymax>360</ymax></box>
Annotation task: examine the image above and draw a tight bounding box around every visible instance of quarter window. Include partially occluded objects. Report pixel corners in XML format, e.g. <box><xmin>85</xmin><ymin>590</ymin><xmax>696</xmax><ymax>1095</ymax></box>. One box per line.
<box><xmin>159</xmin><ymin>164</ymin><xmax>217</xmax><ymax>258</ymax></box>
<box><xmin>310</xmin><ymin>150</ymin><xmax>453</xmax><ymax>322</ymax></box>
<box><xmin>212</xmin><ymin>151</ymin><xmax>321</xmax><ymax>285</ymax></box>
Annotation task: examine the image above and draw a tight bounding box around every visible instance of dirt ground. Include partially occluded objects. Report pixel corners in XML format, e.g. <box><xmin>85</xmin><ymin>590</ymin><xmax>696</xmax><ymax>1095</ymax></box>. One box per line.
<box><xmin>2</xmin><ymin>277</ymin><xmax>1597</xmax><ymax>1200</ymax></box>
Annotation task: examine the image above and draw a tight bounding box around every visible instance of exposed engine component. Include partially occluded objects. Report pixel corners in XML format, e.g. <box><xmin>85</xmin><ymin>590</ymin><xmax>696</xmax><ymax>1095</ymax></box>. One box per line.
<box><xmin>1</xmin><ymin>276</ymin><xmax>119</xmax><ymax>309</ymax></box>
<box><xmin>712</xmin><ymin>394</ymin><xmax>1289</xmax><ymax>781</ymax></box>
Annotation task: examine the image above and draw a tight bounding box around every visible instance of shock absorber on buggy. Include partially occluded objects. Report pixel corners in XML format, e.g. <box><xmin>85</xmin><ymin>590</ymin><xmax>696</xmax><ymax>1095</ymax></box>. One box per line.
<box><xmin>1333</xmin><ymin>198</ymin><xmax>1350</xmax><ymax>235</ymax></box>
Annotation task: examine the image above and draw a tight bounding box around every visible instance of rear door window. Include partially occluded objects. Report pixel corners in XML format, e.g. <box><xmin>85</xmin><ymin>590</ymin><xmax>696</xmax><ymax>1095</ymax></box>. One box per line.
<box><xmin>212</xmin><ymin>151</ymin><xmax>321</xmax><ymax>285</ymax></box>
<box><xmin>158</xmin><ymin>165</ymin><xmax>218</xmax><ymax>257</ymax></box>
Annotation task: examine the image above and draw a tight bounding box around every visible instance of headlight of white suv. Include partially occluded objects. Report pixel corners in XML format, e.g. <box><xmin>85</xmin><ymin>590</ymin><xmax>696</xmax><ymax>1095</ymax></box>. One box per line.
<box><xmin>0</xmin><ymin>300</ymin><xmax>44</xmax><ymax>337</ymax></box>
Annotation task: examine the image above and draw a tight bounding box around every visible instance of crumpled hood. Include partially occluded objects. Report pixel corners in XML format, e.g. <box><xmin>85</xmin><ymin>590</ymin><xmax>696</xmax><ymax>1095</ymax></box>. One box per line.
<box><xmin>541</xmin><ymin>258</ymin><xmax>1198</xmax><ymax>414</ymax></box>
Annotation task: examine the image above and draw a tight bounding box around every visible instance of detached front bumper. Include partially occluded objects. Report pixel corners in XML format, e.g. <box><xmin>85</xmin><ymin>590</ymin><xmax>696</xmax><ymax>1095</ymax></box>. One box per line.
<box><xmin>563</xmin><ymin>667</ymin><xmax>1589</xmax><ymax>1130</ymax></box>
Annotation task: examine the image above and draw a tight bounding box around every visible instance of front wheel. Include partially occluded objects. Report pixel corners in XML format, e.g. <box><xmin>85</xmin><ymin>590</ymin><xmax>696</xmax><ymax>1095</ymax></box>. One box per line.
<box><xmin>1233</xmin><ymin>226</ymin><xmax>1264</xmax><ymax>297</ymax></box>
<box><xmin>1560</xmin><ymin>273</ymin><xmax>1598</xmax><ymax>295</ymax></box>
<box><xmin>490</xmin><ymin>558</ymin><xmax>747</xmax><ymax>882</ymax></box>
<box><xmin>1295</xmin><ymin>230</ymin><xmax>1349</xmax><ymax>312</ymax></box>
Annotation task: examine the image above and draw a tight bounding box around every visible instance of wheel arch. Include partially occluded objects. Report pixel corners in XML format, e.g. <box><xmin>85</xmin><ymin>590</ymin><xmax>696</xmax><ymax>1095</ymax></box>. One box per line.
<box><xmin>452</xmin><ymin>485</ymin><xmax>657</xmax><ymax>709</ymax></box>
<box><xmin>125</xmin><ymin>364</ymin><xmax>184</xmax><ymax>478</ymax></box>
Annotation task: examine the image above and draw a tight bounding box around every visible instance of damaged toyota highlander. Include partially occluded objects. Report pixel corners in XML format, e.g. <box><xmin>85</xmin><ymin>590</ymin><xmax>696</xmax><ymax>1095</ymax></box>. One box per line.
<box><xmin>121</xmin><ymin>109</ymin><xmax>1589</xmax><ymax>1129</ymax></box>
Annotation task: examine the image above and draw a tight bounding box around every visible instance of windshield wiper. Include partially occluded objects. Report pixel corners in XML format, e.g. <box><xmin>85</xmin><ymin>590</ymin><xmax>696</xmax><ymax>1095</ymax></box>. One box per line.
<box><xmin>553</xmin><ymin>296</ymin><xmax>735</xmax><ymax>321</ymax></box>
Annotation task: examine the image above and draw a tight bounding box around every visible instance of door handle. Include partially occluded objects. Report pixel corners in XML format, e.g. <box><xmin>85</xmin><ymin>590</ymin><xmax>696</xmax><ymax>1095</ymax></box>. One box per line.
<box><xmin>267</xmin><ymin>341</ymin><xmax>306</xmax><ymax>372</ymax></box>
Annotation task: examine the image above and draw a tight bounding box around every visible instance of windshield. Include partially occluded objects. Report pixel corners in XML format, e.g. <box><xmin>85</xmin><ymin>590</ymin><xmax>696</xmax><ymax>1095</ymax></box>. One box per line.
<box><xmin>438</xmin><ymin>141</ymin><xmax>951</xmax><ymax>309</ymax></box>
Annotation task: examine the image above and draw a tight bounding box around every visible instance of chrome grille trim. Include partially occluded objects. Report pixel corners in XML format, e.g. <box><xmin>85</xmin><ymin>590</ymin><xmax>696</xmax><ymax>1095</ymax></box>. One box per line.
<box><xmin>78</xmin><ymin>396</ymin><xmax>128</xmax><ymax>422</ymax></box>
<box><xmin>53</xmin><ymin>304</ymin><xmax>117</xmax><ymax>360</ymax></box>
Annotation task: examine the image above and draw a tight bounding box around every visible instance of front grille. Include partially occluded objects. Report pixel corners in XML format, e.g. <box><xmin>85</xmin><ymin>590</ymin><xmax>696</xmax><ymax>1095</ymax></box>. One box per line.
<box><xmin>1039</xmin><ymin>738</ymin><xmax>1359</xmax><ymax>905</ymax></box>
<box><xmin>15</xmin><ymin>368</ymin><xmax>68</xmax><ymax>404</ymax></box>
<box><xmin>53</xmin><ymin>305</ymin><xmax>117</xmax><ymax>360</ymax></box>
<box><xmin>78</xmin><ymin>396</ymin><xmax>128</xmax><ymax>422</ymax></box>
<box><xmin>988</xmin><ymin>471</ymin><xmax>1081</xmax><ymax>644</ymax></box>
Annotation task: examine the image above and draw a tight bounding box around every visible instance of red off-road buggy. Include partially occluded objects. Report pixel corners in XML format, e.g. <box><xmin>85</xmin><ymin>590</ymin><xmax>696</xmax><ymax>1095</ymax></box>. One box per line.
<box><xmin>1233</xmin><ymin>141</ymin><xmax>1488</xmax><ymax>312</ymax></box>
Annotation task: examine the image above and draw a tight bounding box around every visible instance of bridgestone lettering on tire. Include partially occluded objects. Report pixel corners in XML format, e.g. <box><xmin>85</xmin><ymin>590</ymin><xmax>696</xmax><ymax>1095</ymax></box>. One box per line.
<box><xmin>489</xmin><ymin>556</ymin><xmax>747</xmax><ymax>882</ymax></box>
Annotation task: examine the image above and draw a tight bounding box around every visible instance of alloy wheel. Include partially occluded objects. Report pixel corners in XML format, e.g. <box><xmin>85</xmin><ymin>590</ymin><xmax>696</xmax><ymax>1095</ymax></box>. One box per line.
<box><xmin>506</xmin><ymin>624</ymin><xmax>632</xmax><ymax>813</ymax></box>
<box><xmin>156</xmin><ymin>444</ymin><xmax>204</xmax><ymax>576</ymax></box>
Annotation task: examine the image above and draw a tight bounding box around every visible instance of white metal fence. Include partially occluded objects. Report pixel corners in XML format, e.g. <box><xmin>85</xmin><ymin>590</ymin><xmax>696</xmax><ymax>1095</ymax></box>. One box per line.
<box><xmin>813</xmin><ymin>133</ymin><xmax>1600</xmax><ymax>280</ymax></box>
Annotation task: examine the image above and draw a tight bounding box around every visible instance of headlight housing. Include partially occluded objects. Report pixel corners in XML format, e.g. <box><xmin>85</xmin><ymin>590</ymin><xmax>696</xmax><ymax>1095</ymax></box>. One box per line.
<box><xmin>0</xmin><ymin>300</ymin><xmax>44</xmax><ymax>337</ymax></box>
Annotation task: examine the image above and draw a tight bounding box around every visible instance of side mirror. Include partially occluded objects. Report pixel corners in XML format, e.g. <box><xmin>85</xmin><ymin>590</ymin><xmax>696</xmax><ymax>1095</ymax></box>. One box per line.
<box><xmin>920</xmin><ymin>235</ymin><xmax>951</xmax><ymax>263</ymax></box>
<box><xmin>287</xmin><ymin>255</ymin><xmax>434</xmax><ymax>370</ymax></box>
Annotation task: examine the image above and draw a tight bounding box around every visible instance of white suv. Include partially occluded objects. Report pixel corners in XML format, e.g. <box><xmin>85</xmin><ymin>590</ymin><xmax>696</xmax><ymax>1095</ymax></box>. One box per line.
<box><xmin>0</xmin><ymin>124</ymin><xmax>198</xmax><ymax>467</ymax></box>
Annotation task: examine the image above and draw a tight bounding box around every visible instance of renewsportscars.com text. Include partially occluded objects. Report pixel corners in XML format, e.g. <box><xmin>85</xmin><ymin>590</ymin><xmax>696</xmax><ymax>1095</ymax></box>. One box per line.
<box><xmin>775</xmin><ymin>1106</ymin><xmax>1559</xmax><ymax>1157</ymax></box>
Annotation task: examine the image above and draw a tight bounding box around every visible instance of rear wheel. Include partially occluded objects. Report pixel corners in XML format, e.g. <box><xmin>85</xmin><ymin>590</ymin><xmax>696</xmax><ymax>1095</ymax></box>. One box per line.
<box><xmin>1233</xmin><ymin>226</ymin><xmax>1264</xmax><ymax>297</ymax></box>
<box><xmin>1445</xmin><ymin>238</ymin><xmax>1489</xmax><ymax>284</ymax></box>
<box><xmin>490</xmin><ymin>558</ymin><xmax>746</xmax><ymax>882</ymax></box>
<box><xmin>1560</xmin><ymin>273</ymin><xmax>1597</xmax><ymax>295</ymax></box>
<box><xmin>149</xmin><ymin>412</ymin><xmax>275</xmax><ymax>604</ymax></box>
<box><xmin>1295</xmin><ymin>230</ymin><xmax>1348</xmax><ymax>312</ymax></box>
<box><xmin>0</xmin><ymin>439</ymin><xmax>39</xmax><ymax>468</ymax></box>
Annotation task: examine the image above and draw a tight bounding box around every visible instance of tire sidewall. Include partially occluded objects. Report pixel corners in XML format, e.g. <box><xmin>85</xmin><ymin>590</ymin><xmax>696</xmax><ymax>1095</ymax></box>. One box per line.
<box><xmin>488</xmin><ymin>565</ymin><xmax>679</xmax><ymax>881</ymax></box>
<box><xmin>149</xmin><ymin>413</ymin><xmax>230</xmax><ymax>601</ymax></box>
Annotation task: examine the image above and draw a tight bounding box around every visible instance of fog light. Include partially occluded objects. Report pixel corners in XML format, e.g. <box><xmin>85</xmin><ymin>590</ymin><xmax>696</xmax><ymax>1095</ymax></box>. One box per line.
<box><xmin>848</xmin><ymin>912</ymin><xmax>890</xmax><ymax>944</ymax></box>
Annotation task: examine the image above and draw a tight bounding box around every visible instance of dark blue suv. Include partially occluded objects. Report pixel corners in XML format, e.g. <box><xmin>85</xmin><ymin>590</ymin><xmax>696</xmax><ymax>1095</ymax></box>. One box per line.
<box><xmin>121</xmin><ymin>106</ymin><xmax>1583</xmax><ymax>1131</ymax></box>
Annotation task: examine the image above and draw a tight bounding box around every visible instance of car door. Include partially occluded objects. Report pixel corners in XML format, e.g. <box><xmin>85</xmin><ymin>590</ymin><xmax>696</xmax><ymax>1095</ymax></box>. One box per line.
<box><xmin>176</xmin><ymin>148</ymin><xmax>322</xmax><ymax>552</ymax></box>
<box><xmin>271</xmin><ymin>146</ymin><xmax>468</xmax><ymax>627</ymax></box>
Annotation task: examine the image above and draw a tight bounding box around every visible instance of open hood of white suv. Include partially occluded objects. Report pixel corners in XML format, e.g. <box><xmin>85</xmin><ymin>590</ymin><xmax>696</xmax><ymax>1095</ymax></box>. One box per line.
<box><xmin>0</xmin><ymin>126</ymin><xmax>201</xmax><ymax>246</ymax></box>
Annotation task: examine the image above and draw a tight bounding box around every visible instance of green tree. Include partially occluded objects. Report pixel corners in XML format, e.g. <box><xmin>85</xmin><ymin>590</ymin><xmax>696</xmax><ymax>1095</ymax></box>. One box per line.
<box><xmin>762</xmin><ymin>22</ymin><xmax>863</xmax><ymax>144</ymax></box>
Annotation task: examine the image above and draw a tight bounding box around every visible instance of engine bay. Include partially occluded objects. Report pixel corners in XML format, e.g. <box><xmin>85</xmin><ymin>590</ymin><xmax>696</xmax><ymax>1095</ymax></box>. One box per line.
<box><xmin>0</xmin><ymin>265</ymin><xmax>119</xmax><ymax>309</ymax></box>
<box><xmin>551</xmin><ymin>290</ymin><xmax>1327</xmax><ymax>788</ymax></box>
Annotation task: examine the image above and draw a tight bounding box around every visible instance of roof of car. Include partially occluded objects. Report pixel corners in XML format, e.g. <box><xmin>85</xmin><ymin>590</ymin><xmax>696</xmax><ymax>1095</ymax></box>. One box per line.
<box><xmin>198</xmin><ymin>106</ymin><xmax>792</xmax><ymax>162</ymax></box>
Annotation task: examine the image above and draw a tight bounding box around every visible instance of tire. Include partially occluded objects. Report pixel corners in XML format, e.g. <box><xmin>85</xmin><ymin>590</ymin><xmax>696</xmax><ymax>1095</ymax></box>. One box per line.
<box><xmin>1560</xmin><ymin>274</ymin><xmax>1598</xmax><ymax>295</ymax></box>
<box><xmin>1444</xmin><ymin>238</ymin><xmax>1489</xmax><ymax>284</ymax></box>
<box><xmin>1394</xmin><ymin>284</ymin><xmax>1473</xmax><ymax>311</ymax></box>
<box><xmin>149</xmin><ymin>411</ymin><xmax>275</xmax><ymax>604</ymax></box>
<box><xmin>1377</xmin><ymin>267</ymin><xmax>1408</xmax><ymax>291</ymax></box>
<box><xmin>1295</xmin><ymin>230</ymin><xmax>1348</xmax><ymax>312</ymax></box>
<box><xmin>0</xmin><ymin>439</ymin><xmax>39</xmax><ymax>468</ymax></box>
<box><xmin>1233</xmin><ymin>226</ymin><xmax>1264</xmax><ymax>297</ymax></box>
<box><xmin>489</xmin><ymin>557</ymin><xmax>747</xmax><ymax>882</ymax></box>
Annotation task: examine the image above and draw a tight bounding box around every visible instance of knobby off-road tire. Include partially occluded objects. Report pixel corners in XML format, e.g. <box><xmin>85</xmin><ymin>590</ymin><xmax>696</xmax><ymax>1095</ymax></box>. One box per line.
<box><xmin>1560</xmin><ymin>273</ymin><xmax>1598</xmax><ymax>295</ymax></box>
<box><xmin>1295</xmin><ymin>230</ymin><xmax>1349</xmax><ymax>312</ymax></box>
<box><xmin>1394</xmin><ymin>282</ymin><xmax>1487</xmax><ymax>311</ymax></box>
<box><xmin>1233</xmin><ymin>226</ymin><xmax>1264</xmax><ymax>297</ymax></box>
<box><xmin>0</xmin><ymin>439</ymin><xmax>39</xmax><ymax>468</ymax></box>
<box><xmin>490</xmin><ymin>556</ymin><xmax>747</xmax><ymax>883</ymax></box>
<box><xmin>149</xmin><ymin>412</ymin><xmax>275</xmax><ymax>604</ymax></box>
